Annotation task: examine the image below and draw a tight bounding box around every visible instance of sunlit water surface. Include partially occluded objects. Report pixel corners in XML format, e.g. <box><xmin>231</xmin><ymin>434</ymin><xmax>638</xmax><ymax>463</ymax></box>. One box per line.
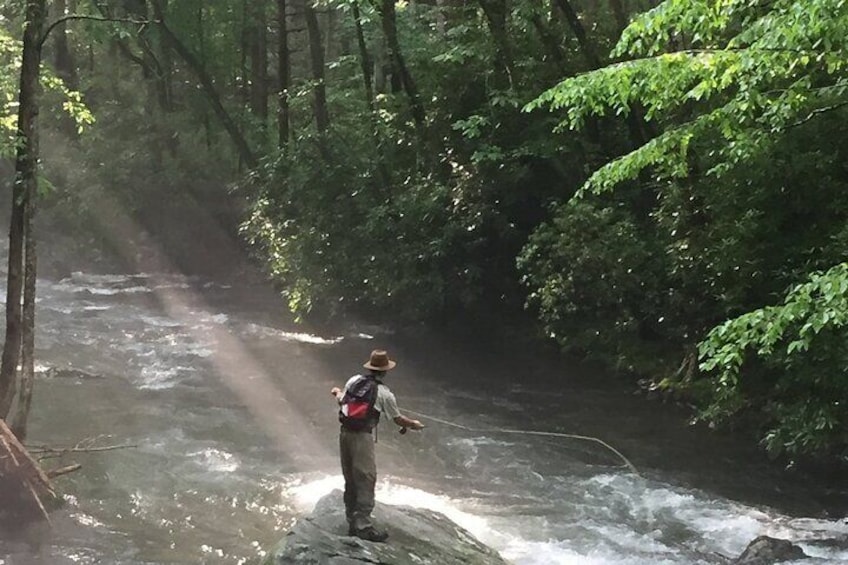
<box><xmin>0</xmin><ymin>272</ymin><xmax>845</xmax><ymax>564</ymax></box>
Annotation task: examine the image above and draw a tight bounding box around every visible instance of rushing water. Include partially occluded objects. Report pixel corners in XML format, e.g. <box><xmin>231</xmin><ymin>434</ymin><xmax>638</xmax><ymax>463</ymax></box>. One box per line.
<box><xmin>0</xmin><ymin>270</ymin><xmax>846</xmax><ymax>564</ymax></box>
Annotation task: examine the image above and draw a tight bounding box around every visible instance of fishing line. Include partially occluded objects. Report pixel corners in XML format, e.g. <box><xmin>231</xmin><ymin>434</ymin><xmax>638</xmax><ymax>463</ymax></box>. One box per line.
<box><xmin>402</xmin><ymin>408</ymin><xmax>639</xmax><ymax>475</ymax></box>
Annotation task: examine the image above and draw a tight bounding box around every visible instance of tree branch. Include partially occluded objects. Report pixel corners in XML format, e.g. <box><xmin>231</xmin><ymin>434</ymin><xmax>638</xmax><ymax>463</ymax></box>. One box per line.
<box><xmin>599</xmin><ymin>47</ymin><xmax>848</xmax><ymax>75</ymax></box>
<box><xmin>39</xmin><ymin>15</ymin><xmax>156</xmax><ymax>49</ymax></box>
<box><xmin>28</xmin><ymin>442</ymin><xmax>138</xmax><ymax>460</ymax></box>
<box><xmin>785</xmin><ymin>100</ymin><xmax>848</xmax><ymax>129</ymax></box>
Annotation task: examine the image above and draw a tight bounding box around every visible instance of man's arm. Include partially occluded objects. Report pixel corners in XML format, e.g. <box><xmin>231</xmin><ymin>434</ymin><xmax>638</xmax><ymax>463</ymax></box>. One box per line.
<box><xmin>330</xmin><ymin>386</ymin><xmax>343</xmax><ymax>404</ymax></box>
<box><xmin>393</xmin><ymin>414</ymin><xmax>425</xmax><ymax>430</ymax></box>
<box><xmin>377</xmin><ymin>386</ymin><xmax>425</xmax><ymax>430</ymax></box>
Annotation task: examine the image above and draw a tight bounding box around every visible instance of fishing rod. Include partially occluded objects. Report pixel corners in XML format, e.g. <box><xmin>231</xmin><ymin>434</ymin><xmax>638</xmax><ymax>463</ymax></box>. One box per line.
<box><xmin>399</xmin><ymin>408</ymin><xmax>639</xmax><ymax>475</ymax></box>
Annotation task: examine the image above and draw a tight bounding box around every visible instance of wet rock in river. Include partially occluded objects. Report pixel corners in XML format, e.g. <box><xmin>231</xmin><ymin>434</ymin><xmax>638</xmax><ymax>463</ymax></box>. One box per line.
<box><xmin>733</xmin><ymin>535</ymin><xmax>808</xmax><ymax>564</ymax></box>
<box><xmin>262</xmin><ymin>490</ymin><xmax>507</xmax><ymax>565</ymax></box>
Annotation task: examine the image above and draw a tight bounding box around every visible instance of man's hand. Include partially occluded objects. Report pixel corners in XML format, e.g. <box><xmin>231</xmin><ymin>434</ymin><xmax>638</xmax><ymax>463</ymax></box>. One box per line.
<box><xmin>395</xmin><ymin>415</ymin><xmax>425</xmax><ymax>430</ymax></box>
<box><xmin>330</xmin><ymin>386</ymin><xmax>342</xmax><ymax>397</ymax></box>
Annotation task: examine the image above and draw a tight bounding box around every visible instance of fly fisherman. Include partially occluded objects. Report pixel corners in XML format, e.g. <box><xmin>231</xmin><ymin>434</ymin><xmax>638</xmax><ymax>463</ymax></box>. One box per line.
<box><xmin>330</xmin><ymin>349</ymin><xmax>424</xmax><ymax>542</ymax></box>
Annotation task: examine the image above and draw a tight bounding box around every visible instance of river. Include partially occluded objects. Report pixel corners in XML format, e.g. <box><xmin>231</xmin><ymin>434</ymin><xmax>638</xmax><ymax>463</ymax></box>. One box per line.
<box><xmin>0</xmin><ymin>269</ymin><xmax>846</xmax><ymax>564</ymax></box>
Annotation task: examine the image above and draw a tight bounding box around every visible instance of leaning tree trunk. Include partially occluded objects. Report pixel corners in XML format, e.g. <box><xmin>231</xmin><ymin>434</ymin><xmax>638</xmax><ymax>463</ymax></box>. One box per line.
<box><xmin>0</xmin><ymin>419</ymin><xmax>57</xmax><ymax>525</ymax></box>
<box><xmin>0</xmin><ymin>0</ymin><xmax>46</xmax><ymax>419</ymax></box>
<box><xmin>150</xmin><ymin>0</ymin><xmax>257</xmax><ymax>168</ymax></box>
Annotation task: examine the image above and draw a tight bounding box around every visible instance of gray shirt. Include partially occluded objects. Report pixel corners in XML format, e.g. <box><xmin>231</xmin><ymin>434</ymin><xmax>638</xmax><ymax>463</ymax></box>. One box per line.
<box><xmin>344</xmin><ymin>375</ymin><xmax>401</xmax><ymax>421</ymax></box>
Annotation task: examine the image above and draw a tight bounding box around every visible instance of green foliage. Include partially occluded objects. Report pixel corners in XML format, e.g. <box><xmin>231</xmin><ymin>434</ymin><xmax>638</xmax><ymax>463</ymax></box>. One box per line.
<box><xmin>522</xmin><ymin>0</ymin><xmax>848</xmax><ymax>457</ymax></box>
<box><xmin>239</xmin><ymin>0</ymin><xmax>603</xmax><ymax>322</ymax></box>
<box><xmin>699</xmin><ymin>264</ymin><xmax>848</xmax><ymax>455</ymax></box>
<box><xmin>527</xmin><ymin>0</ymin><xmax>848</xmax><ymax>196</ymax></box>
<box><xmin>0</xmin><ymin>29</ymin><xmax>93</xmax><ymax>160</ymax></box>
<box><xmin>518</xmin><ymin>198</ymin><xmax>674</xmax><ymax>371</ymax></box>
<box><xmin>240</xmin><ymin>126</ymin><xmax>489</xmax><ymax>320</ymax></box>
<box><xmin>0</xmin><ymin>32</ymin><xmax>19</xmax><ymax>155</ymax></box>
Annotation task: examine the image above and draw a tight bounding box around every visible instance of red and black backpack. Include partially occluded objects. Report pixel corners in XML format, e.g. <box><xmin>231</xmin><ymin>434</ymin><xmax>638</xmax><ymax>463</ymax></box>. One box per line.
<box><xmin>339</xmin><ymin>375</ymin><xmax>381</xmax><ymax>431</ymax></box>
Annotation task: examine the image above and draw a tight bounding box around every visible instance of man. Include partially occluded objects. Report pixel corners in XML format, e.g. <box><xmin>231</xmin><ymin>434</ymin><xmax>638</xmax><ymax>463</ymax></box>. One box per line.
<box><xmin>330</xmin><ymin>349</ymin><xmax>424</xmax><ymax>542</ymax></box>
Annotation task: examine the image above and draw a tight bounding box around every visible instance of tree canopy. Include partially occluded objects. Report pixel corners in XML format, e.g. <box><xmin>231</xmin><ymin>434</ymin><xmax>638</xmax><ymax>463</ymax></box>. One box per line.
<box><xmin>1</xmin><ymin>0</ymin><xmax>845</xmax><ymax>460</ymax></box>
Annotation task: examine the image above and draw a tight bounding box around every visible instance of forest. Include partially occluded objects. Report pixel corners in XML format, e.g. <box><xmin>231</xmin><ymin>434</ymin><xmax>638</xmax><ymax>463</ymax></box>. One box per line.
<box><xmin>0</xmin><ymin>0</ymin><xmax>845</xmax><ymax>469</ymax></box>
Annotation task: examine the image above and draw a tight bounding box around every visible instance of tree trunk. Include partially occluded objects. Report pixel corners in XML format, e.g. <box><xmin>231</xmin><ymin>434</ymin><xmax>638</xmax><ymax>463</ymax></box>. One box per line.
<box><xmin>277</xmin><ymin>0</ymin><xmax>290</xmax><ymax>147</ymax></box>
<box><xmin>52</xmin><ymin>0</ymin><xmax>78</xmax><ymax>90</ymax></box>
<box><xmin>157</xmin><ymin>18</ymin><xmax>175</xmax><ymax>117</ymax></box>
<box><xmin>375</xmin><ymin>0</ymin><xmax>426</xmax><ymax>133</ymax></box>
<box><xmin>373</xmin><ymin>38</ymin><xmax>388</xmax><ymax>94</ymax></box>
<box><xmin>352</xmin><ymin>0</ymin><xmax>374</xmax><ymax>113</ymax></box>
<box><xmin>529</xmin><ymin>12</ymin><xmax>565</xmax><ymax>71</ymax></box>
<box><xmin>435</xmin><ymin>0</ymin><xmax>447</xmax><ymax>35</ymax></box>
<box><xmin>551</xmin><ymin>0</ymin><xmax>600</xmax><ymax>68</ymax></box>
<box><xmin>608</xmin><ymin>0</ymin><xmax>629</xmax><ymax>36</ymax></box>
<box><xmin>247</xmin><ymin>2</ymin><xmax>269</xmax><ymax>122</ymax></box>
<box><xmin>477</xmin><ymin>0</ymin><xmax>515</xmax><ymax>85</ymax></box>
<box><xmin>0</xmin><ymin>0</ymin><xmax>46</xmax><ymax>419</ymax></box>
<box><xmin>151</xmin><ymin>0</ymin><xmax>258</xmax><ymax>168</ymax></box>
<box><xmin>137</xmin><ymin>0</ymin><xmax>173</xmax><ymax>115</ymax></box>
<box><xmin>552</xmin><ymin>0</ymin><xmax>649</xmax><ymax>145</ymax></box>
<box><xmin>352</xmin><ymin>0</ymin><xmax>390</xmax><ymax>188</ymax></box>
<box><xmin>197</xmin><ymin>4</ymin><xmax>213</xmax><ymax>149</ymax></box>
<box><xmin>10</xmin><ymin>192</ymin><xmax>37</xmax><ymax>441</ymax></box>
<box><xmin>324</xmin><ymin>8</ymin><xmax>335</xmax><ymax>63</ymax></box>
<box><xmin>304</xmin><ymin>0</ymin><xmax>330</xmax><ymax>133</ymax></box>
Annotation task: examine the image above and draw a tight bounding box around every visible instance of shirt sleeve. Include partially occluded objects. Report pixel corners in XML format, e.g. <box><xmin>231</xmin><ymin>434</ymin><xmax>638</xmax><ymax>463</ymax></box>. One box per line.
<box><xmin>375</xmin><ymin>385</ymin><xmax>401</xmax><ymax>421</ymax></box>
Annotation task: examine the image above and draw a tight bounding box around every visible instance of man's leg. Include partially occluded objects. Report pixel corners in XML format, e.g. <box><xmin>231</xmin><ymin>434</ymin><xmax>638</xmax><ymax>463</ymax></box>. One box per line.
<box><xmin>339</xmin><ymin>430</ymin><xmax>356</xmax><ymax>534</ymax></box>
<box><xmin>350</xmin><ymin>432</ymin><xmax>386</xmax><ymax>540</ymax></box>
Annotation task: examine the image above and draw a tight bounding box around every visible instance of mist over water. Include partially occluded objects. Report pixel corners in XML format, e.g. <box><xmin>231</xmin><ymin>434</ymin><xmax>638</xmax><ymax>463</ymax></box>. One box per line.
<box><xmin>0</xmin><ymin>270</ymin><xmax>845</xmax><ymax>564</ymax></box>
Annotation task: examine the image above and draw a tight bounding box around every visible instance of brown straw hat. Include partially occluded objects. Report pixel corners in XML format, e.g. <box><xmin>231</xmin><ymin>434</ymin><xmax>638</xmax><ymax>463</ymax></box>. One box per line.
<box><xmin>363</xmin><ymin>349</ymin><xmax>397</xmax><ymax>371</ymax></box>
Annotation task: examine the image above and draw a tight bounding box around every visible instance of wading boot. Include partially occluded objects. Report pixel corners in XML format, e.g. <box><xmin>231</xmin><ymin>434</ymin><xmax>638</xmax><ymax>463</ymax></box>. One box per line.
<box><xmin>353</xmin><ymin>526</ymin><xmax>389</xmax><ymax>543</ymax></box>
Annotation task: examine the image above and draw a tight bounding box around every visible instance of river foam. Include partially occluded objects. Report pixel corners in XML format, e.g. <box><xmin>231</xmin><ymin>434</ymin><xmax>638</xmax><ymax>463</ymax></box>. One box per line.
<box><xmin>280</xmin><ymin>473</ymin><xmax>848</xmax><ymax>565</ymax></box>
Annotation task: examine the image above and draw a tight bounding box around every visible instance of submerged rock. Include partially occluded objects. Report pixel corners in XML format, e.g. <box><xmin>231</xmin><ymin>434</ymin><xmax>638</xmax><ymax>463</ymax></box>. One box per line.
<box><xmin>262</xmin><ymin>490</ymin><xmax>508</xmax><ymax>565</ymax></box>
<box><xmin>733</xmin><ymin>535</ymin><xmax>808</xmax><ymax>564</ymax></box>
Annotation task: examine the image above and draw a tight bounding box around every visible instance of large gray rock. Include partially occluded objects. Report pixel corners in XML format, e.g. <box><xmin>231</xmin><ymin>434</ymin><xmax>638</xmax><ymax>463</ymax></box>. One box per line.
<box><xmin>262</xmin><ymin>490</ymin><xmax>509</xmax><ymax>565</ymax></box>
<box><xmin>733</xmin><ymin>535</ymin><xmax>808</xmax><ymax>564</ymax></box>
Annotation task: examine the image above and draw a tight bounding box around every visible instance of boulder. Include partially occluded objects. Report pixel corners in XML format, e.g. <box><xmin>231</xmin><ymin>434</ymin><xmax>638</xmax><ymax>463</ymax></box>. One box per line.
<box><xmin>733</xmin><ymin>535</ymin><xmax>808</xmax><ymax>564</ymax></box>
<box><xmin>262</xmin><ymin>490</ymin><xmax>508</xmax><ymax>565</ymax></box>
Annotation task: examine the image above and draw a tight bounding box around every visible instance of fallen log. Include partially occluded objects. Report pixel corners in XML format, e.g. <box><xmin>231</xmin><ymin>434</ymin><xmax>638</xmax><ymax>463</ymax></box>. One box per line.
<box><xmin>46</xmin><ymin>463</ymin><xmax>82</xmax><ymax>479</ymax></box>
<box><xmin>0</xmin><ymin>419</ymin><xmax>59</xmax><ymax>526</ymax></box>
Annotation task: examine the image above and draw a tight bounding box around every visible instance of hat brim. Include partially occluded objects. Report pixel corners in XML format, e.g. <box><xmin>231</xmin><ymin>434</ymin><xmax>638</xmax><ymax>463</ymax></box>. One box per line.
<box><xmin>363</xmin><ymin>360</ymin><xmax>396</xmax><ymax>371</ymax></box>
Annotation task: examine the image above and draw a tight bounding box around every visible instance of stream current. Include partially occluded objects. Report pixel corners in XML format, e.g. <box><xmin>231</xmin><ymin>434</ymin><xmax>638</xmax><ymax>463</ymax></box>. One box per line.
<box><xmin>0</xmin><ymin>270</ymin><xmax>846</xmax><ymax>564</ymax></box>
